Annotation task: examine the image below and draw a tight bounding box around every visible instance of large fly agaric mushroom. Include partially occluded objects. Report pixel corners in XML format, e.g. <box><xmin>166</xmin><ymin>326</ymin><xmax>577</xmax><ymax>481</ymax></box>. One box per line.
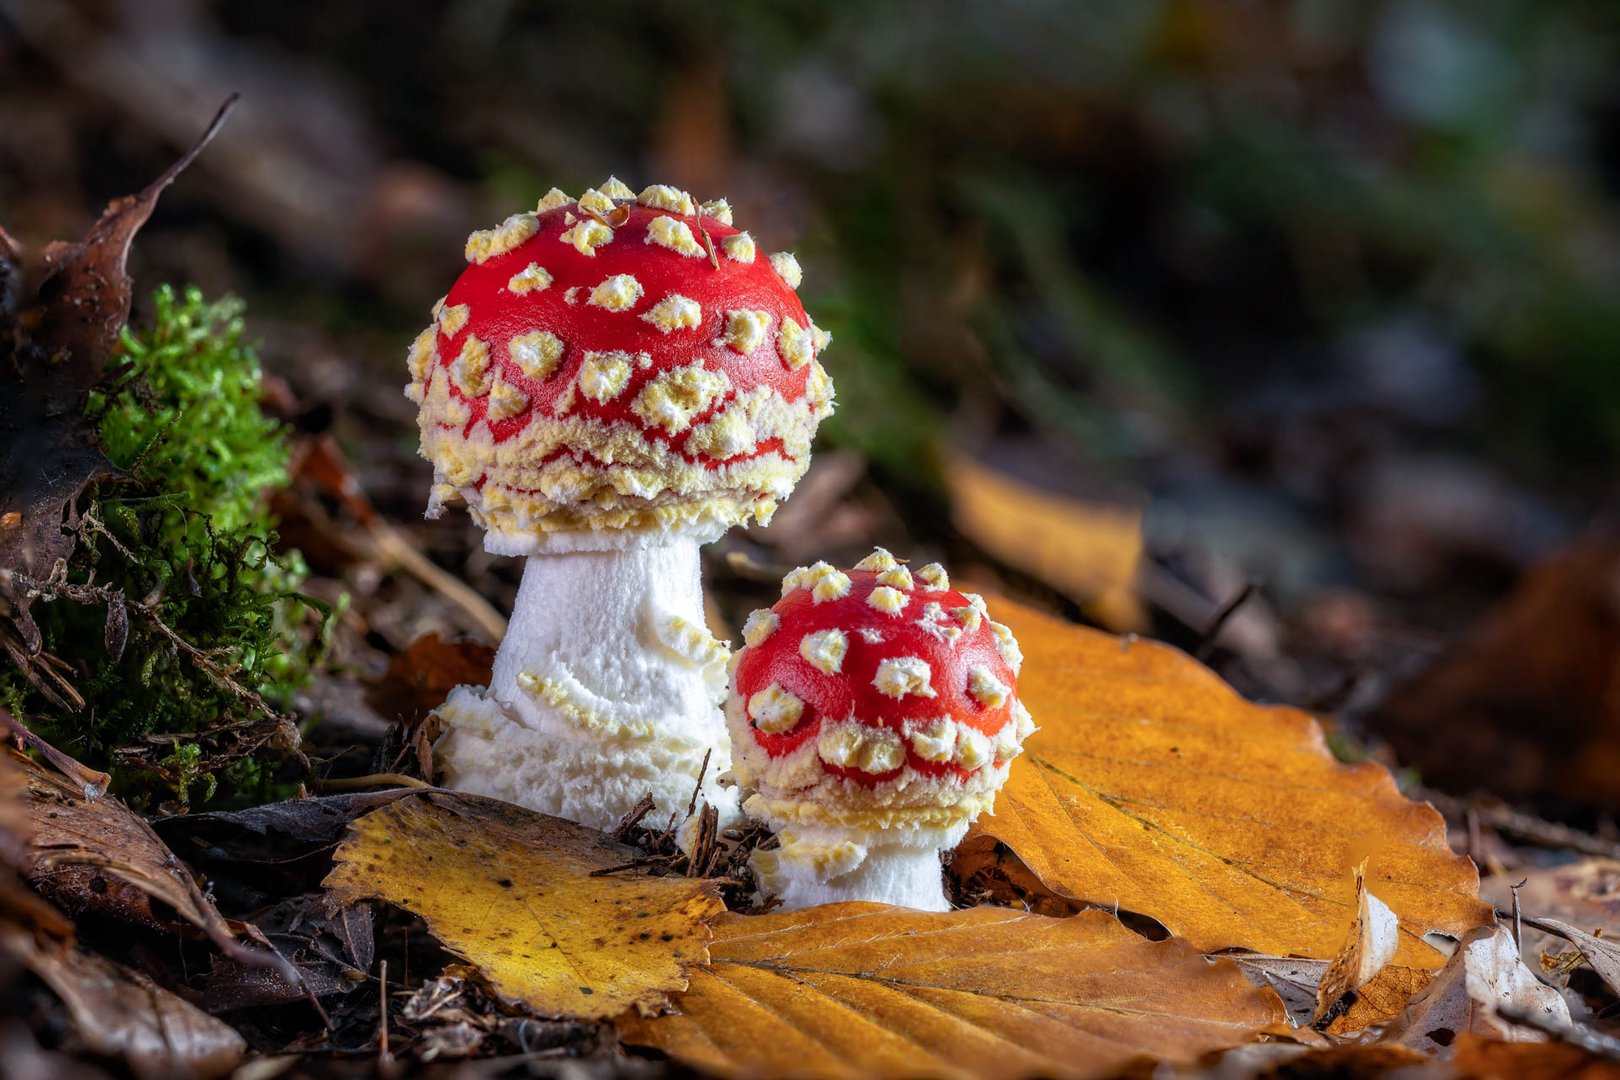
<box><xmin>407</xmin><ymin>180</ymin><xmax>834</xmax><ymax>832</ymax></box>
<box><xmin>728</xmin><ymin>550</ymin><xmax>1034</xmax><ymax>910</ymax></box>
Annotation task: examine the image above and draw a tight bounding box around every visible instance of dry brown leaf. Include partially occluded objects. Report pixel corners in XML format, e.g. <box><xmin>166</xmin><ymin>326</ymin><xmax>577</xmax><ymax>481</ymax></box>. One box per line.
<box><xmin>1483</xmin><ymin>860</ymin><xmax>1620</xmax><ymax>984</ymax></box>
<box><xmin>0</xmin><ymin>923</ymin><xmax>245</xmax><ymax>1080</ymax></box>
<box><xmin>1313</xmin><ymin>860</ymin><xmax>1399</xmax><ymax>1026</ymax></box>
<box><xmin>617</xmin><ymin>905</ymin><xmax>1287</xmax><ymax>1080</ymax></box>
<box><xmin>1376</xmin><ymin>528</ymin><xmax>1620</xmax><ymax>808</ymax></box>
<box><xmin>1384</xmin><ymin>924</ymin><xmax>1570</xmax><ymax>1056</ymax></box>
<box><xmin>965</xmin><ymin>591</ymin><xmax>1493</xmax><ymax>969</ymax></box>
<box><xmin>12</xmin><ymin>747</ymin><xmax>290</xmax><ymax>980</ymax></box>
<box><xmin>947</xmin><ymin>452</ymin><xmax>1146</xmax><ymax>631</ymax></box>
<box><xmin>1452</xmin><ymin>1034</ymin><xmax>1620</xmax><ymax>1079</ymax></box>
<box><xmin>322</xmin><ymin>791</ymin><xmax>724</xmax><ymax>1020</ymax></box>
<box><xmin>1203</xmin><ymin>1043</ymin><xmax>1432</xmax><ymax>1076</ymax></box>
<box><xmin>0</xmin><ymin>100</ymin><xmax>234</xmax><ymax>658</ymax></box>
<box><xmin>1524</xmin><ymin>916</ymin><xmax>1620</xmax><ymax>999</ymax></box>
<box><xmin>0</xmin><ymin>742</ymin><xmax>25</xmax><ymax>870</ymax></box>
<box><xmin>366</xmin><ymin>632</ymin><xmax>494</xmax><ymax>728</ymax></box>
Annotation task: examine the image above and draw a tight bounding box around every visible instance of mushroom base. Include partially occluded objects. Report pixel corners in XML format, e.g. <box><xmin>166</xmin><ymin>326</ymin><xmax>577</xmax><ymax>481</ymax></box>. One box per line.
<box><xmin>432</xmin><ymin>540</ymin><xmax>739</xmax><ymax>833</ymax></box>
<box><xmin>435</xmin><ymin>683</ymin><xmax>739</xmax><ymax>831</ymax></box>
<box><xmin>750</xmin><ymin>827</ymin><xmax>962</xmax><ymax>912</ymax></box>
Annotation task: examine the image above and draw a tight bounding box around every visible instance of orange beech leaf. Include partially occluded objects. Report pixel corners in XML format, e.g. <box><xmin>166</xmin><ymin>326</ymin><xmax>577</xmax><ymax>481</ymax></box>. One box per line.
<box><xmin>965</xmin><ymin>590</ymin><xmax>1493</xmax><ymax>969</ymax></box>
<box><xmin>617</xmin><ymin>904</ymin><xmax>1286</xmax><ymax>1080</ymax></box>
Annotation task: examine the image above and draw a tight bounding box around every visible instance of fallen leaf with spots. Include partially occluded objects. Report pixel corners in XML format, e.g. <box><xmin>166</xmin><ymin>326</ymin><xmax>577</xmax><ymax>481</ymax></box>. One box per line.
<box><xmin>965</xmin><ymin>590</ymin><xmax>1493</xmax><ymax>968</ymax></box>
<box><xmin>322</xmin><ymin>790</ymin><xmax>724</xmax><ymax>1019</ymax></box>
<box><xmin>617</xmin><ymin>904</ymin><xmax>1287</xmax><ymax>1080</ymax></box>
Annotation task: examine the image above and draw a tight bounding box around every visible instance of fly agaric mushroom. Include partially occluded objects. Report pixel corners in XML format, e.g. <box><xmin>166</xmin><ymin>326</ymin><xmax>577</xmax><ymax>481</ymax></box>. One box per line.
<box><xmin>408</xmin><ymin>180</ymin><xmax>834</xmax><ymax>832</ymax></box>
<box><xmin>727</xmin><ymin>550</ymin><xmax>1034</xmax><ymax>910</ymax></box>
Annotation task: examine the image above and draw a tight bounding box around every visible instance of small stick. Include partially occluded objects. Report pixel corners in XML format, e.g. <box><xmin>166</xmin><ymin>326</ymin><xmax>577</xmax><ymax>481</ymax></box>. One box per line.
<box><xmin>1510</xmin><ymin>878</ymin><xmax>1528</xmax><ymax>954</ymax></box>
<box><xmin>377</xmin><ymin>958</ymin><xmax>392</xmax><ymax>1068</ymax></box>
<box><xmin>0</xmin><ymin>707</ymin><xmax>110</xmax><ymax>797</ymax></box>
<box><xmin>686</xmin><ymin>748</ymin><xmax>713</xmax><ymax>820</ymax></box>
<box><xmin>611</xmin><ymin>793</ymin><xmax>656</xmax><ymax>841</ymax></box>
<box><xmin>1420</xmin><ymin>788</ymin><xmax>1620</xmax><ymax>861</ymax></box>
<box><xmin>589</xmin><ymin>854</ymin><xmax>681</xmax><ymax>877</ymax></box>
<box><xmin>1194</xmin><ymin>583</ymin><xmax>1256</xmax><ymax>661</ymax></box>
<box><xmin>312</xmin><ymin>773</ymin><xmax>433</xmax><ymax>793</ymax></box>
<box><xmin>368</xmin><ymin>522</ymin><xmax>507</xmax><ymax>643</ymax></box>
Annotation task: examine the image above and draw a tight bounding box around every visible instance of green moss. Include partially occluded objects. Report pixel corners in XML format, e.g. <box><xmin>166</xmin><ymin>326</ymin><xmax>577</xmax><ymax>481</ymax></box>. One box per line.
<box><xmin>2</xmin><ymin>285</ymin><xmax>326</xmax><ymax>807</ymax></box>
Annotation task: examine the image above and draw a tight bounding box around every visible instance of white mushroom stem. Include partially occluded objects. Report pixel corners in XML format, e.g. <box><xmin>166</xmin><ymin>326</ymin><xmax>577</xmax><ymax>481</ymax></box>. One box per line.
<box><xmin>434</xmin><ymin>538</ymin><xmax>739</xmax><ymax>834</ymax></box>
<box><xmin>752</xmin><ymin>824</ymin><xmax>965</xmax><ymax>912</ymax></box>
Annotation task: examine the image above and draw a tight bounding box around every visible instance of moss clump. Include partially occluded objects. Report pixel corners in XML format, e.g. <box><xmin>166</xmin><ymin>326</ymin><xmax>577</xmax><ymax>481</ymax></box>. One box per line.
<box><xmin>0</xmin><ymin>285</ymin><xmax>325</xmax><ymax>807</ymax></box>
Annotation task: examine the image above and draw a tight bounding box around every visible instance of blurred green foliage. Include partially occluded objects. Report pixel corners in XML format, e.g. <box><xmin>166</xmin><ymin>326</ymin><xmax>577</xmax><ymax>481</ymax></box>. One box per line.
<box><xmin>0</xmin><ymin>286</ymin><xmax>324</xmax><ymax>807</ymax></box>
<box><xmin>365</xmin><ymin>0</ymin><xmax>1617</xmax><ymax>496</ymax></box>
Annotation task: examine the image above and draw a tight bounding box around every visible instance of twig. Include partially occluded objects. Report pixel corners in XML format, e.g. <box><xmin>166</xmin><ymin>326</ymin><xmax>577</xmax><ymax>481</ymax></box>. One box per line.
<box><xmin>693</xmin><ymin>197</ymin><xmax>720</xmax><ymax>270</ymax></box>
<box><xmin>1420</xmin><ymin>787</ymin><xmax>1620</xmax><ymax>860</ymax></box>
<box><xmin>611</xmin><ymin>793</ymin><xmax>656</xmax><ymax>841</ymax></box>
<box><xmin>1496</xmin><ymin>1004</ymin><xmax>1620</xmax><ymax>1063</ymax></box>
<box><xmin>1194</xmin><ymin>583</ymin><xmax>1256</xmax><ymax>661</ymax></box>
<box><xmin>378</xmin><ymin>958</ymin><xmax>392</xmax><ymax>1068</ymax></box>
<box><xmin>367</xmin><ymin>522</ymin><xmax>506</xmax><ymax>643</ymax></box>
<box><xmin>1510</xmin><ymin>878</ymin><xmax>1527</xmax><ymax>954</ymax></box>
<box><xmin>686</xmin><ymin>747</ymin><xmax>712</xmax><ymax>820</ymax></box>
<box><xmin>14</xmin><ymin>571</ymin><xmax>293</xmax><ymax>728</ymax></box>
<box><xmin>589</xmin><ymin>853</ymin><xmax>681</xmax><ymax>878</ymax></box>
<box><xmin>313</xmin><ymin>773</ymin><xmax>433</xmax><ymax>793</ymax></box>
<box><xmin>0</xmin><ymin>707</ymin><xmax>110</xmax><ymax>797</ymax></box>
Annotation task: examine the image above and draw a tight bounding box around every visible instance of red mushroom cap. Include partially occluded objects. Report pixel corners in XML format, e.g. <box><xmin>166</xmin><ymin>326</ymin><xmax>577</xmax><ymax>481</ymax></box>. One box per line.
<box><xmin>409</xmin><ymin>181</ymin><xmax>834</xmax><ymax>552</ymax></box>
<box><xmin>727</xmin><ymin>550</ymin><xmax>1034</xmax><ymax>836</ymax></box>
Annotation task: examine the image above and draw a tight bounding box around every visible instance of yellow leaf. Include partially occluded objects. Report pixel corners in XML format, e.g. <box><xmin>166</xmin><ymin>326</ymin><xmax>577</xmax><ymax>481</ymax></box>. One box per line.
<box><xmin>322</xmin><ymin>792</ymin><xmax>724</xmax><ymax>1019</ymax></box>
<box><xmin>947</xmin><ymin>452</ymin><xmax>1145</xmax><ymax>631</ymax></box>
<box><xmin>617</xmin><ymin>904</ymin><xmax>1287</xmax><ymax>1080</ymax></box>
<box><xmin>965</xmin><ymin>591</ymin><xmax>1493</xmax><ymax>969</ymax></box>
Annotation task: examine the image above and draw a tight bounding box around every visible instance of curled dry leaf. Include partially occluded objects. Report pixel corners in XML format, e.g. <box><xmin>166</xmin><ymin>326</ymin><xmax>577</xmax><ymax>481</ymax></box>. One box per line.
<box><xmin>0</xmin><ymin>98</ymin><xmax>235</xmax><ymax>651</ymax></box>
<box><xmin>1523</xmin><ymin>915</ymin><xmax>1620</xmax><ymax>1000</ymax></box>
<box><xmin>321</xmin><ymin>791</ymin><xmax>724</xmax><ymax>1020</ymax></box>
<box><xmin>1314</xmin><ymin>860</ymin><xmax>1400</xmax><ymax>1026</ymax></box>
<box><xmin>0</xmin><ymin>740</ymin><xmax>26</xmax><ymax>870</ymax></box>
<box><xmin>1227</xmin><ymin>953</ymin><xmax>1431</xmax><ymax>1035</ymax></box>
<box><xmin>1385</xmin><ymin>924</ymin><xmax>1570</xmax><ymax>1056</ymax></box>
<box><xmin>155</xmin><ymin>788</ymin><xmax>421</xmax><ymax>882</ymax></box>
<box><xmin>205</xmin><ymin>893</ymin><xmax>374</xmax><ymax>1011</ymax></box>
<box><xmin>617</xmin><ymin>905</ymin><xmax>1287</xmax><ymax>1080</ymax></box>
<box><xmin>367</xmin><ymin>632</ymin><xmax>494</xmax><ymax>781</ymax></box>
<box><xmin>1482</xmin><ymin>859</ymin><xmax>1620</xmax><ymax>987</ymax></box>
<box><xmin>965</xmin><ymin>590</ymin><xmax>1493</xmax><ymax>968</ymax></box>
<box><xmin>0</xmin><ymin>923</ymin><xmax>245</xmax><ymax>1080</ymax></box>
<box><xmin>947</xmin><ymin>452</ymin><xmax>1146</xmax><ymax>632</ymax></box>
<box><xmin>12</xmin><ymin>748</ymin><xmax>286</xmax><ymax>979</ymax></box>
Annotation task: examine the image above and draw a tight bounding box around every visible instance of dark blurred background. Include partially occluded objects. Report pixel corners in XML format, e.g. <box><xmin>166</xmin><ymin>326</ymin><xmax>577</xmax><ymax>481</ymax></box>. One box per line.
<box><xmin>3</xmin><ymin>0</ymin><xmax>1619</xmax><ymax>812</ymax></box>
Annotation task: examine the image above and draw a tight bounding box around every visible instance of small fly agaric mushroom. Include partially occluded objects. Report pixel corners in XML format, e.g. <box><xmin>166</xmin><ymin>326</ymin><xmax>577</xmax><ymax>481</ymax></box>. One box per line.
<box><xmin>407</xmin><ymin>180</ymin><xmax>834</xmax><ymax>832</ymax></box>
<box><xmin>727</xmin><ymin>550</ymin><xmax>1034</xmax><ymax>910</ymax></box>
